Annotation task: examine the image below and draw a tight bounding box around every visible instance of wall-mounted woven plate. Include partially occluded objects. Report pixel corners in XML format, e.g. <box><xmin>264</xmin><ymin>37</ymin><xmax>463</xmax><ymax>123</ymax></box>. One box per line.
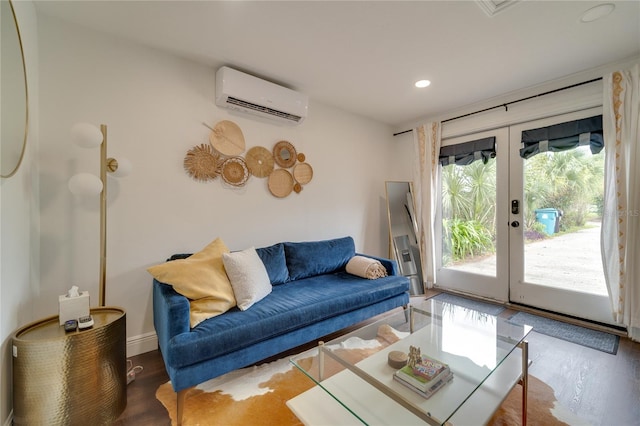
<box><xmin>209</xmin><ymin>120</ymin><xmax>245</xmax><ymax>156</ymax></box>
<box><xmin>221</xmin><ymin>156</ymin><xmax>249</xmax><ymax>186</ymax></box>
<box><xmin>245</xmin><ymin>146</ymin><xmax>274</xmax><ymax>178</ymax></box>
<box><xmin>183</xmin><ymin>144</ymin><xmax>220</xmax><ymax>182</ymax></box>
<box><xmin>273</xmin><ymin>140</ymin><xmax>297</xmax><ymax>168</ymax></box>
<box><xmin>268</xmin><ymin>168</ymin><xmax>294</xmax><ymax>198</ymax></box>
<box><xmin>293</xmin><ymin>162</ymin><xmax>313</xmax><ymax>185</ymax></box>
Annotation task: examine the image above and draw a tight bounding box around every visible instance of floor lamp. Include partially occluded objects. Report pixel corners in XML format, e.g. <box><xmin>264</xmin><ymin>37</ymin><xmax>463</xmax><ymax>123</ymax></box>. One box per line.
<box><xmin>69</xmin><ymin>123</ymin><xmax>131</xmax><ymax>306</ymax></box>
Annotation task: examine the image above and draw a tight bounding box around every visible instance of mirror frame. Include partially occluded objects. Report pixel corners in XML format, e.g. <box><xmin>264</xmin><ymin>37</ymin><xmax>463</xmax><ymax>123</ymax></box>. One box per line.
<box><xmin>1</xmin><ymin>0</ymin><xmax>29</xmax><ymax>179</ymax></box>
<box><xmin>385</xmin><ymin>180</ymin><xmax>424</xmax><ymax>295</ymax></box>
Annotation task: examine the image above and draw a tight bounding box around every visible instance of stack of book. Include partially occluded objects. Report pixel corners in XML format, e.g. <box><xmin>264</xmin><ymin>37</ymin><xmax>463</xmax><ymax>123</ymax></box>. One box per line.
<box><xmin>393</xmin><ymin>354</ymin><xmax>453</xmax><ymax>399</ymax></box>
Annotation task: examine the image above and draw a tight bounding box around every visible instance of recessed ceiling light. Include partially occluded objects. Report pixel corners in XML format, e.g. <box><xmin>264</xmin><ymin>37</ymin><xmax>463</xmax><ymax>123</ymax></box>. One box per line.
<box><xmin>415</xmin><ymin>80</ymin><xmax>431</xmax><ymax>88</ymax></box>
<box><xmin>580</xmin><ymin>3</ymin><xmax>615</xmax><ymax>23</ymax></box>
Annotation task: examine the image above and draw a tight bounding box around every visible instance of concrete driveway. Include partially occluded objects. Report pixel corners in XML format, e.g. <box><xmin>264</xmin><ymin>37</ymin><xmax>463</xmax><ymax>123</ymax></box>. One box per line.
<box><xmin>448</xmin><ymin>222</ymin><xmax>608</xmax><ymax>295</ymax></box>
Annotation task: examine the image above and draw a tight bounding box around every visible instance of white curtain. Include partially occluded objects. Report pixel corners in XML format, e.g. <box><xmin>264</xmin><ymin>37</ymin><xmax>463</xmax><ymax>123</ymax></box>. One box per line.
<box><xmin>412</xmin><ymin>122</ymin><xmax>442</xmax><ymax>289</ymax></box>
<box><xmin>602</xmin><ymin>64</ymin><xmax>640</xmax><ymax>340</ymax></box>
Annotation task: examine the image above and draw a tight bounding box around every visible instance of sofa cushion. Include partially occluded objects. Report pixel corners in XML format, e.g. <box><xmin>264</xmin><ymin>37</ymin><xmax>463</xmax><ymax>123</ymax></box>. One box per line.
<box><xmin>255</xmin><ymin>243</ymin><xmax>289</xmax><ymax>285</ymax></box>
<box><xmin>166</xmin><ymin>271</ymin><xmax>409</xmax><ymax>369</ymax></box>
<box><xmin>147</xmin><ymin>238</ymin><xmax>237</xmax><ymax>327</ymax></box>
<box><xmin>284</xmin><ymin>236</ymin><xmax>355</xmax><ymax>281</ymax></box>
<box><xmin>222</xmin><ymin>247</ymin><xmax>272</xmax><ymax>310</ymax></box>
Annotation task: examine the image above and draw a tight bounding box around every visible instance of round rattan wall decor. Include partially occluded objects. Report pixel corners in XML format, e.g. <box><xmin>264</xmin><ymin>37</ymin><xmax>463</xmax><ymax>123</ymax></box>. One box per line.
<box><xmin>209</xmin><ymin>120</ymin><xmax>245</xmax><ymax>156</ymax></box>
<box><xmin>221</xmin><ymin>156</ymin><xmax>249</xmax><ymax>187</ymax></box>
<box><xmin>245</xmin><ymin>146</ymin><xmax>274</xmax><ymax>178</ymax></box>
<box><xmin>268</xmin><ymin>168</ymin><xmax>294</xmax><ymax>198</ymax></box>
<box><xmin>184</xmin><ymin>144</ymin><xmax>220</xmax><ymax>182</ymax></box>
<box><xmin>273</xmin><ymin>140</ymin><xmax>297</xmax><ymax>168</ymax></box>
<box><xmin>293</xmin><ymin>162</ymin><xmax>313</xmax><ymax>185</ymax></box>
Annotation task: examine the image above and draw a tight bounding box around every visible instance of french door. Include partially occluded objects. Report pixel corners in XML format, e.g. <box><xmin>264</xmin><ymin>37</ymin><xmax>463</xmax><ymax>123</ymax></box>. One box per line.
<box><xmin>436</xmin><ymin>108</ymin><xmax>614</xmax><ymax>325</ymax></box>
<box><xmin>436</xmin><ymin>127</ymin><xmax>510</xmax><ymax>302</ymax></box>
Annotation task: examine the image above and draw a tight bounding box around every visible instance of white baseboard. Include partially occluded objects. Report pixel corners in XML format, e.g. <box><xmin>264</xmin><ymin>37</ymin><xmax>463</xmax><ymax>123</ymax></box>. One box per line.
<box><xmin>126</xmin><ymin>331</ymin><xmax>158</xmax><ymax>357</ymax></box>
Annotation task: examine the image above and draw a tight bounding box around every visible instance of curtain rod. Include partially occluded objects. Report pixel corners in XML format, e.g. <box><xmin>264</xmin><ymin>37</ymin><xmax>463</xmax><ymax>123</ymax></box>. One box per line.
<box><xmin>392</xmin><ymin>77</ymin><xmax>603</xmax><ymax>137</ymax></box>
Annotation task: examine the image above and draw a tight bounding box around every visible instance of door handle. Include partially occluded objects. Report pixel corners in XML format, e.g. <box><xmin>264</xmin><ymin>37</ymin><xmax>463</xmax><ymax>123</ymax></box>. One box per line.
<box><xmin>511</xmin><ymin>221</ymin><xmax>520</xmax><ymax>228</ymax></box>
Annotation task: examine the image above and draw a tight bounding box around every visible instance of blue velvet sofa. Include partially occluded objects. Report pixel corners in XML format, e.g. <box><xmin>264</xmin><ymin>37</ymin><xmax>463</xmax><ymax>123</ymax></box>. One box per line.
<box><xmin>153</xmin><ymin>236</ymin><xmax>410</xmax><ymax>424</ymax></box>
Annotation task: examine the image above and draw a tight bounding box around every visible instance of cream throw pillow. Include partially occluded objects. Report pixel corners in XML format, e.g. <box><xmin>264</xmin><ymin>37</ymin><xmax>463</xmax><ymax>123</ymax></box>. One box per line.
<box><xmin>222</xmin><ymin>247</ymin><xmax>272</xmax><ymax>310</ymax></box>
<box><xmin>147</xmin><ymin>237</ymin><xmax>237</xmax><ymax>327</ymax></box>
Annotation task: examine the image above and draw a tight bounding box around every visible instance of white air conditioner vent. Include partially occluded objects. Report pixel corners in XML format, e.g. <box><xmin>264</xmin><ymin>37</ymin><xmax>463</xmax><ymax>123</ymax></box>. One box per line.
<box><xmin>216</xmin><ymin>67</ymin><xmax>308</xmax><ymax>125</ymax></box>
<box><xmin>226</xmin><ymin>97</ymin><xmax>304</xmax><ymax>123</ymax></box>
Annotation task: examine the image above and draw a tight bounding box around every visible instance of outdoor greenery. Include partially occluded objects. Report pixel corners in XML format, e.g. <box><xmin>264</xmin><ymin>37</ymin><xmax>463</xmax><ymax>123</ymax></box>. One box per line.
<box><xmin>524</xmin><ymin>146</ymin><xmax>604</xmax><ymax>231</ymax></box>
<box><xmin>441</xmin><ymin>146</ymin><xmax>604</xmax><ymax>264</ymax></box>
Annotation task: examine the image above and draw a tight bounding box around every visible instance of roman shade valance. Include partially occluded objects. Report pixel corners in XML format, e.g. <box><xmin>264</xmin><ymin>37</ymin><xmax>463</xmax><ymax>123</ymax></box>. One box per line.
<box><xmin>439</xmin><ymin>137</ymin><xmax>496</xmax><ymax>166</ymax></box>
<box><xmin>519</xmin><ymin>115</ymin><xmax>604</xmax><ymax>159</ymax></box>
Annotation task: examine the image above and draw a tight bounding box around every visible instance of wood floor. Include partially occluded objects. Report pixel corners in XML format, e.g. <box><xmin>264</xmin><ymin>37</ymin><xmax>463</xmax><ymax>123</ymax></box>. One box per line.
<box><xmin>115</xmin><ymin>295</ymin><xmax>640</xmax><ymax>426</ymax></box>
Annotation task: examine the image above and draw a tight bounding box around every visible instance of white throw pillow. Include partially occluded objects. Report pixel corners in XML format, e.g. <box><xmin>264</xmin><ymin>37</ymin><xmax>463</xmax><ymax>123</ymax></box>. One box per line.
<box><xmin>222</xmin><ymin>247</ymin><xmax>272</xmax><ymax>310</ymax></box>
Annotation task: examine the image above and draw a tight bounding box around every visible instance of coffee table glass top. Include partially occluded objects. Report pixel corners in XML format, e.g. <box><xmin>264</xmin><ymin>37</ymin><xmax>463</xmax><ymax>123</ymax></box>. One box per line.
<box><xmin>290</xmin><ymin>297</ymin><xmax>532</xmax><ymax>425</ymax></box>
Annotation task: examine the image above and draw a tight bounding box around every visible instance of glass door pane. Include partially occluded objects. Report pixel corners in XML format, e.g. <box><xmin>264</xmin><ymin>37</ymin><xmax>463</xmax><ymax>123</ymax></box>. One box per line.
<box><xmin>523</xmin><ymin>146</ymin><xmax>607</xmax><ymax>296</ymax></box>
<box><xmin>441</xmin><ymin>155</ymin><xmax>497</xmax><ymax>277</ymax></box>
<box><xmin>436</xmin><ymin>128</ymin><xmax>509</xmax><ymax>302</ymax></box>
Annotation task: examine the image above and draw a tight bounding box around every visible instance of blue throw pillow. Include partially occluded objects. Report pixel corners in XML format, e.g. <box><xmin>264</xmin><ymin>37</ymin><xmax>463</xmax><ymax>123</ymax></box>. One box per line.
<box><xmin>256</xmin><ymin>243</ymin><xmax>290</xmax><ymax>285</ymax></box>
<box><xmin>284</xmin><ymin>236</ymin><xmax>356</xmax><ymax>281</ymax></box>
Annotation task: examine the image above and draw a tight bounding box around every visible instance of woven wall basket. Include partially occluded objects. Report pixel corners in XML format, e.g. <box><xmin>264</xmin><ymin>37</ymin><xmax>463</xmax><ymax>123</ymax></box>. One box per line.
<box><xmin>184</xmin><ymin>144</ymin><xmax>220</xmax><ymax>182</ymax></box>
<box><xmin>245</xmin><ymin>146</ymin><xmax>275</xmax><ymax>178</ymax></box>
<box><xmin>209</xmin><ymin>120</ymin><xmax>246</xmax><ymax>156</ymax></box>
<box><xmin>268</xmin><ymin>169</ymin><xmax>294</xmax><ymax>198</ymax></box>
<box><xmin>221</xmin><ymin>157</ymin><xmax>249</xmax><ymax>187</ymax></box>
<box><xmin>293</xmin><ymin>162</ymin><xmax>313</xmax><ymax>185</ymax></box>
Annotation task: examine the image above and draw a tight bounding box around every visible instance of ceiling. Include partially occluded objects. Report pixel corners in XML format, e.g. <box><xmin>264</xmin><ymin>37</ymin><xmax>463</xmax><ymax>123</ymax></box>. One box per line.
<box><xmin>34</xmin><ymin>1</ymin><xmax>640</xmax><ymax>127</ymax></box>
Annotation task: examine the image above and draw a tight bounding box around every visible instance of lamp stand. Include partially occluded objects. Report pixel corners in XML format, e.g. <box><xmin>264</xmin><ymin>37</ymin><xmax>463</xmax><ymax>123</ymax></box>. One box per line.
<box><xmin>99</xmin><ymin>124</ymin><xmax>107</xmax><ymax>307</ymax></box>
<box><xmin>98</xmin><ymin>124</ymin><xmax>119</xmax><ymax>307</ymax></box>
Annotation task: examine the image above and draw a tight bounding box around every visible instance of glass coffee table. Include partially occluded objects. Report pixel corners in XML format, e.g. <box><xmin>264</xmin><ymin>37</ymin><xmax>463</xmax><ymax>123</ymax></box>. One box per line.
<box><xmin>288</xmin><ymin>298</ymin><xmax>531</xmax><ymax>426</ymax></box>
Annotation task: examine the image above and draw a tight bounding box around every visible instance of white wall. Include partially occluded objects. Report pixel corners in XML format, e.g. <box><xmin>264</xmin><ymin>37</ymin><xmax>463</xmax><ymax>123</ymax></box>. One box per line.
<box><xmin>0</xmin><ymin>0</ymin><xmax>39</xmax><ymax>422</ymax></box>
<box><xmin>36</xmin><ymin>14</ymin><xmax>396</xmax><ymax>356</ymax></box>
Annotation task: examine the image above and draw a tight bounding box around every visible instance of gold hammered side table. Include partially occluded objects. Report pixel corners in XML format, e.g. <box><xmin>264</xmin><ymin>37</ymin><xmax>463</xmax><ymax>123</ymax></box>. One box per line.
<box><xmin>12</xmin><ymin>307</ymin><xmax>126</xmax><ymax>425</ymax></box>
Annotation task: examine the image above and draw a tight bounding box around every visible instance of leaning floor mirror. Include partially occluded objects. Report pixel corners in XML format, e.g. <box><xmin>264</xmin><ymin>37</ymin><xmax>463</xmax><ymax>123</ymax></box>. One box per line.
<box><xmin>385</xmin><ymin>181</ymin><xmax>424</xmax><ymax>295</ymax></box>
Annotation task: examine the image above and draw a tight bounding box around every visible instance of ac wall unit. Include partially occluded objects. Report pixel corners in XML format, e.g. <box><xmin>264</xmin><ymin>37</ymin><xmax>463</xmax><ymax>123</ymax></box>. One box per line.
<box><xmin>215</xmin><ymin>66</ymin><xmax>308</xmax><ymax>125</ymax></box>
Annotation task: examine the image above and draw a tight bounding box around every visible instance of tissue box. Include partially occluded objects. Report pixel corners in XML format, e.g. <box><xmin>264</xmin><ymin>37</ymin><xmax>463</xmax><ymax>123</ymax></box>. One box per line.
<box><xmin>58</xmin><ymin>291</ymin><xmax>90</xmax><ymax>325</ymax></box>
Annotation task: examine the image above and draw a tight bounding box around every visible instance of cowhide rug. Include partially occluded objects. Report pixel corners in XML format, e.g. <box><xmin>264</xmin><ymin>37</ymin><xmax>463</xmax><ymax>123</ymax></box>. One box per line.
<box><xmin>157</xmin><ymin>326</ymin><xmax>584</xmax><ymax>425</ymax></box>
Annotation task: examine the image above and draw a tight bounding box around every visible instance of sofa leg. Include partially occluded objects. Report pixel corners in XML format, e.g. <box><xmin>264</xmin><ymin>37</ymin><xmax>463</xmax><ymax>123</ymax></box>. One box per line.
<box><xmin>403</xmin><ymin>304</ymin><xmax>410</xmax><ymax>322</ymax></box>
<box><xmin>177</xmin><ymin>388</ymin><xmax>188</xmax><ymax>426</ymax></box>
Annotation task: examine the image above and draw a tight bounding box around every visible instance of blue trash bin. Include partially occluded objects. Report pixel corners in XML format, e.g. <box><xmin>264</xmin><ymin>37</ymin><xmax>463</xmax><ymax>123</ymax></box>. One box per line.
<box><xmin>535</xmin><ymin>208</ymin><xmax>558</xmax><ymax>235</ymax></box>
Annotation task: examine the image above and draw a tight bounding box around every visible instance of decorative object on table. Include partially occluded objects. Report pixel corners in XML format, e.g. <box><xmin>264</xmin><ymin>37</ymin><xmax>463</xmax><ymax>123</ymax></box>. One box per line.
<box><xmin>268</xmin><ymin>168</ymin><xmax>294</xmax><ymax>198</ymax></box>
<box><xmin>393</xmin><ymin>347</ymin><xmax>452</xmax><ymax>398</ymax></box>
<box><xmin>245</xmin><ymin>146</ymin><xmax>274</xmax><ymax>178</ymax></box>
<box><xmin>68</xmin><ymin>123</ymin><xmax>132</xmax><ymax>306</ymax></box>
<box><xmin>388</xmin><ymin>350</ymin><xmax>408</xmax><ymax>369</ymax></box>
<box><xmin>407</xmin><ymin>345</ymin><xmax>421</xmax><ymax>368</ymax></box>
<box><xmin>273</xmin><ymin>140</ymin><xmax>297</xmax><ymax>168</ymax></box>
<box><xmin>221</xmin><ymin>156</ymin><xmax>250</xmax><ymax>187</ymax></box>
<box><xmin>184</xmin><ymin>143</ymin><xmax>220</xmax><ymax>182</ymax></box>
<box><xmin>58</xmin><ymin>285</ymin><xmax>90</xmax><ymax>325</ymax></box>
<box><xmin>209</xmin><ymin>120</ymin><xmax>245</xmax><ymax>156</ymax></box>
